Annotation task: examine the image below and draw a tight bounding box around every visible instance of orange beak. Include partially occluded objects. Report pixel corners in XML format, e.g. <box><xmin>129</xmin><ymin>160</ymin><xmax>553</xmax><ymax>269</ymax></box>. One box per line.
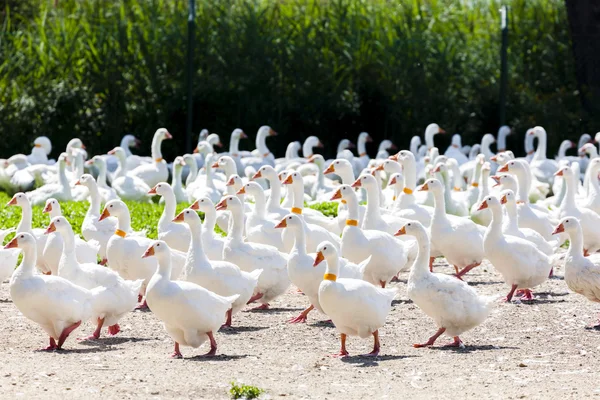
<box><xmin>394</xmin><ymin>226</ymin><xmax>406</xmax><ymax>236</ymax></box>
<box><xmin>236</xmin><ymin>186</ymin><xmax>246</xmax><ymax>195</ymax></box>
<box><xmin>323</xmin><ymin>164</ymin><xmax>335</xmax><ymax>174</ymax></box>
<box><xmin>374</xmin><ymin>164</ymin><xmax>384</xmax><ymax>171</ymax></box>
<box><xmin>283</xmin><ymin>175</ymin><xmax>294</xmax><ymax>185</ymax></box>
<box><xmin>491</xmin><ymin>176</ymin><xmax>501</xmax><ymax>187</ymax></box>
<box><xmin>552</xmin><ymin>223</ymin><xmax>564</xmax><ymax>235</ymax></box>
<box><xmin>74</xmin><ymin>180</ymin><xmax>81</xmax><ymax>186</ymax></box>
<box><xmin>252</xmin><ymin>170</ymin><xmax>262</xmax><ymax>180</ymax></box>
<box><xmin>498</xmin><ymin>164</ymin><xmax>509</xmax><ymax>173</ymax></box>
<box><xmin>108</xmin><ymin>149</ymin><xmax>116</xmax><ymax>155</ymax></box>
<box><xmin>500</xmin><ymin>195</ymin><xmax>507</xmax><ymax>204</ymax></box>
<box><xmin>390</xmin><ymin>177</ymin><xmax>397</xmax><ymax>185</ymax></box>
<box><xmin>193</xmin><ymin>147</ymin><xmax>199</xmax><ymax>154</ymax></box>
<box><xmin>316</xmin><ymin>141</ymin><xmax>324</xmax><ymax>148</ymax></box>
<box><xmin>190</xmin><ymin>200</ymin><xmax>200</xmax><ymax>210</ymax></box>
<box><xmin>44</xmin><ymin>222</ymin><xmax>56</xmax><ymax>235</ymax></box>
<box><xmin>274</xmin><ymin>218</ymin><xmax>287</xmax><ymax>229</ymax></box>
<box><xmin>388</xmin><ymin>154</ymin><xmax>399</xmax><ymax>161</ymax></box>
<box><xmin>240</xmin><ymin>131</ymin><xmax>248</xmax><ymax>139</ymax></box>
<box><xmin>555</xmin><ymin>169</ymin><xmax>564</xmax><ymax>177</ymax></box>
<box><xmin>98</xmin><ymin>208</ymin><xmax>110</xmax><ymax>221</ymax></box>
<box><xmin>148</xmin><ymin>186</ymin><xmax>157</xmax><ymax>195</ymax></box>
<box><xmin>172</xmin><ymin>211</ymin><xmax>185</xmax><ymax>223</ymax></box>
<box><xmin>330</xmin><ymin>189</ymin><xmax>342</xmax><ymax>201</ymax></box>
<box><xmin>165</xmin><ymin>132</ymin><xmax>173</xmax><ymax>139</ymax></box>
<box><xmin>4</xmin><ymin>237</ymin><xmax>18</xmax><ymax>249</ymax></box>
<box><xmin>477</xmin><ymin>200</ymin><xmax>488</xmax><ymax>211</ymax></box>
<box><xmin>432</xmin><ymin>165</ymin><xmax>441</xmax><ymax>173</ymax></box>
<box><xmin>269</xmin><ymin>128</ymin><xmax>278</xmax><ymax>136</ymax></box>
<box><xmin>226</xmin><ymin>177</ymin><xmax>236</xmax><ymax>186</ymax></box>
<box><xmin>490</xmin><ymin>156</ymin><xmax>498</xmax><ymax>162</ymax></box>
<box><xmin>307</xmin><ymin>155</ymin><xmax>316</xmax><ymax>163</ymax></box>
<box><xmin>313</xmin><ymin>251</ymin><xmax>325</xmax><ymax>267</ymax></box>
<box><xmin>85</xmin><ymin>160</ymin><xmax>93</xmax><ymax>166</ymax></box>
<box><xmin>418</xmin><ymin>183</ymin><xmax>429</xmax><ymax>191</ymax></box>
<box><xmin>141</xmin><ymin>246</ymin><xmax>155</xmax><ymax>258</ymax></box>
<box><xmin>6</xmin><ymin>196</ymin><xmax>17</xmax><ymax>206</ymax></box>
<box><xmin>211</xmin><ymin>162</ymin><xmax>219</xmax><ymax>168</ymax></box>
<box><xmin>43</xmin><ymin>202</ymin><xmax>53</xmax><ymax>213</ymax></box>
<box><xmin>351</xmin><ymin>179</ymin><xmax>361</xmax><ymax>188</ymax></box>
<box><xmin>215</xmin><ymin>199</ymin><xmax>228</xmax><ymax>211</ymax></box>
<box><xmin>81</xmin><ymin>143</ymin><xmax>86</xmax><ymax>149</ymax></box>
<box><xmin>439</xmin><ymin>128</ymin><xmax>446</xmax><ymax>134</ymax></box>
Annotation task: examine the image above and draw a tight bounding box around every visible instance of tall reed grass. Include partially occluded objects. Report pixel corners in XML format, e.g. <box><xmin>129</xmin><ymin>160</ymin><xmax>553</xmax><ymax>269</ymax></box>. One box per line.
<box><xmin>0</xmin><ymin>0</ymin><xmax>585</xmax><ymax>158</ymax></box>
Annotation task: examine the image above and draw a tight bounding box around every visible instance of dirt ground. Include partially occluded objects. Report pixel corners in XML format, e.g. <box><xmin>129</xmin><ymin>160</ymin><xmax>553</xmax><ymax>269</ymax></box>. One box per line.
<box><xmin>1</xmin><ymin>257</ymin><xmax>600</xmax><ymax>399</ymax></box>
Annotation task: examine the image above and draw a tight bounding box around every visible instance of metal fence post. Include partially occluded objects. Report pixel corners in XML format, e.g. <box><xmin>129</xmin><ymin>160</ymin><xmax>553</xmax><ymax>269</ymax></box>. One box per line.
<box><xmin>499</xmin><ymin>5</ymin><xmax>509</xmax><ymax>126</ymax></box>
<box><xmin>186</xmin><ymin>0</ymin><xmax>196</xmax><ymax>154</ymax></box>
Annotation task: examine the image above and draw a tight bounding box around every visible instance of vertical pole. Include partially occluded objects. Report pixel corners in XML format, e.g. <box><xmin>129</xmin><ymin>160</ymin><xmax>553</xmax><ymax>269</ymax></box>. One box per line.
<box><xmin>186</xmin><ymin>0</ymin><xmax>196</xmax><ymax>153</ymax></box>
<box><xmin>499</xmin><ymin>5</ymin><xmax>509</xmax><ymax>126</ymax></box>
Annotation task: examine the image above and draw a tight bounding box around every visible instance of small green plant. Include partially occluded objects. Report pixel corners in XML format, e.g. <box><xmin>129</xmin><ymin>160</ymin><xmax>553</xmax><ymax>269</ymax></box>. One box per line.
<box><xmin>229</xmin><ymin>382</ymin><xmax>264</xmax><ymax>400</ymax></box>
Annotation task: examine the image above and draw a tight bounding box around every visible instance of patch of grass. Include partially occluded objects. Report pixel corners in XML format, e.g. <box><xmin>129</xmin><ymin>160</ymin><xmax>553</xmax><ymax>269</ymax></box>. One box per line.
<box><xmin>307</xmin><ymin>201</ymin><xmax>338</xmax><ymax>218</ymax></box>
<box><xmin>229</xmin><ymin>382</ymin><xmax>264</xmax><ymax>400</ymax></box>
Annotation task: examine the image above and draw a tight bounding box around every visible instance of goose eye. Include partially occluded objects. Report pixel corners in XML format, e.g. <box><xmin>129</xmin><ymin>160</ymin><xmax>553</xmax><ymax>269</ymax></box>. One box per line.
<box><xmin>408</xmin><ymin>223</ymin><xmax>411</xmax><ymax>226</ymax></box>
<box><xmin>288</xmin><ymin>216</ymin><xmax>292</xmax><ymax>220</ymax></box>
<box><xmin>186</xmin><ymin>211</ymin><xmax>190</xmax><ymax>214</ymax></box>
<box><xmin>156</xmin><ymin>243</ymin><xmax>160</xmax><ymax>247</ymax></box>
<box><xmin>20</xmin><ymin>235</ymin><xmax>24</xmax><ymax>238</ymax></box>
<box><xmin>110</xmin><ymin>205</ymin><xmax>113</xmax><ymax>208</ymax></box>
<box><xmin>566</xmin><ymin>219</ymin><xmax>569</xmax><ymax>223</ymax></box>
<box><xmin>323</xmin><ymin>247</ymin><xmax>327</xmax><ymax>251</ymax></box>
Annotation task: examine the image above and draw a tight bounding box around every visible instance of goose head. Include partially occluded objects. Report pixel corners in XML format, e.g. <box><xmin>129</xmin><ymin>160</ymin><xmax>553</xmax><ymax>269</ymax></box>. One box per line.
<box><xmin>107</xmin><ymin>146</ymin><xmax>126</xmax><ymax>160</ymax></box>
<box><xmin>258</xmin><ymin>125</ymin><xmax>277</xmax><ymax>138</ymax></box>
<box><xmin>207</xmin><ymin>133</ymin><xmax>222</xmax><ymax>148</ymax></box>
<box><xmin>323</xmin><ymin>159</ymin><xmax>353</xmax><ymax>176</ymax></box>
<box><xmin>388</xmin><ymin>172</ymin><xmax>404</xmax><ymax>188</ymax></box>
<box><xmin>394</xmin><ymin>220</ymin><xmax>427</xmax><ymax>239</ymax></box>
<box><xmin>33</xmin><ymin>136</ymin><xmax>52</xmax><ymax>155</ymax></box>
<box><xmin>337</xmin><ymin>139</ymin><xmax>355</xmax><ymax>153</ymax></box>
<box><xmin>450</xmin><ymin>134</ymin><xmax>462</xmax><ymax>148</ymax></box>
<box><xmin>215</xmin><ymin>195</ymin><xmax>243</xmax><ymax>212</ymax></box>
<box><xmin>99</xmin><ymin>200</ymin><xmax>128</xmax><ymax>221</ymax></box>
<box><xmin>212</xmin><ymin>156</ymin><xmax>236</xmax><ymax>174</ymax></box>
<box><xmin>314</xmin><ymin>241</ymin><xmax>337</xmax><ymax>267</ymax></box>
<box><xmin>67</xmin><ymin>138</ymin><xmax>85</xmax><ymax>152</ymax></box>
<box><xmin>231</xmin><ymin>128</ymin><xmax>247</xmax><ymax>142</ymax></box>
<box><xmin>194</xmin><ymin>141</ymin><xmax>213</xmax><ymax>155</ymax></box>
<box><xmin>282</xmin><ymin>171</ymin><xmax>302</xmax><ymax>187</ymax></box>
<box><xmin>490</xmin><ymin>151</ymin><xmax>513</xmax><ymax>166</ymax></box>
<box><xmin>424</xmin><ymin>123</ymin><xmax>445</xmax><ymax>149</ymax></box>
<box><xmin>42</xmin><ymin>198</ymin><xmax>62</xmax><ymax>216</ymax></box>
<box><xmin>154</xmin><ymin>128</ymin><xmax>173</xmax><ymax>141</ymax></box>
<box><xmin>237</xmin><ymin>181</ymin><xmax>263</xmax><ymax>198</ymax></box>
<box><xmin>553</xmin><ymin>217</ymin><xmax>580</xmax><ymax>236</ymax></box>
<box><xmin>122</xmin><ymin>134</ymin><xmax>141</xmax><ymax>149</ymax></box>
<box><xmin>554</xmin><ymin>165</ymin><xmax>575</xmax><ymax>180</ymax></box>
<box><xmin>45</xmin><ymin>216</ymin><xmax>72</xmax><ymax>235</ymax></box>
<box><xmin>351</xmin><ymin>174</ymin><xmax>377</xmax><ymax>190</ymax></box>
<box><xmin>226</xmin><ymin>174</ymin><xmax>243</xmax><ymax>190</ymax></box>
<box><xmin>74</xmin><ymin>173</ymin><xmax>97</xmax><ymax>192</ymax></box>
<box><xmin>378</xmin><ymin>139</ymin><xmax>396</xmax><ymax>153</ymax></box>
<box><xmin>252</xmin><ymin>165</ymin><xmax>277</xmax><ymax>181</ymax></box>
<box><xmin>492</xmin><ymin>174</ymin><xmax>517</xmax><ymax>192</ymax></box>
<box><xmin>198</xmin><ymin>129</ymin><xmax>209</xmax><ymax>142</ymax></box>
<box><xmin>183</xmin><ymin>154</ymin><xmax>196</xmax><ymax>168</ymax></box>
<box><xmin>142</xmin><ymin>240</ymin><xmax>169</xmax><ymax>259</ymax></box>
<box><xmin>476</xmin><ymin>195</ymin><xmax>501</xmax><ymax>211</ymax></box>
<box><xmin>148</xmin><ymin>182</ymin><xmax>172</xmax><ymax>197</ymax></box>
<box><xmin>173</xmin><ymin>208</ymin><xmax>201</xmax><ymax>225</ymax></box>
<box><xmin>417</xmin><ymin>178</ymin><xmax>443</xmax><ymax>194</ymax></box>
<box><xmin>191</xmin><ymin>196</ymin><xmax>215</xmax><ymax>213</ymax></box>
<box><xmin>6</xmin><ymin>192</ymin><xmax>28</xmax><ymax>208</ymax></box>
<box><xmin>330</xmin><ymin>184</ymin><xmax>356</xmax><ymax>203</ymax></box>
<box><xmin>579</xmin><ymin>143</ymin><xmax>597</xmax><ymax>157</ymax></box>
<box><xmin>303</xmin><ymin>136</ymin><xmax>323</xmax><ymax>158</ymax></box>
<box><xmin>173</xmin><ymin>156</ymin><xmax>185</xmax><ymax>172</ymax></box>
<box><xmin>579</xmin><ymin>133</ymin><xmax>593</xmax><ymax>148</ymax></box>
<box><xmin>500</xmin><ymin>189</ymin><xmax>516</xmax><ymax>206</ymax></box>
<box><xmin>274</xmin><ymin>213</ymin><xmax>302</xmax><ymax>230</ymax></box>
<box><xmin>4</xmin><ymin>231</ymin><xmax>35</xmax><ymax>251</ymax></box>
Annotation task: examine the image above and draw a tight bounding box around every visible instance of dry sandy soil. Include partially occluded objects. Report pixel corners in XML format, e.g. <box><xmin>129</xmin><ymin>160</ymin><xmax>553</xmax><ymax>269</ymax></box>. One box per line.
<box><xmin>1</xmin><ymin>257</ymin><xmax>600</xmax><ymax>399</ymax></box>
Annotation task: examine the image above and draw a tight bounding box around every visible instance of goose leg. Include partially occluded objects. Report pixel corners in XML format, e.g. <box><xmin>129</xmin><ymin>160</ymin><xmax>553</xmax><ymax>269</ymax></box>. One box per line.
<box><xmin>330</xmin><ymin>333</ymin><xmax>349</xmax><ymax>357</ymax></box>
<box><xmin>362</xmin><ymin>330</ymin><xmax>380</xmax><ymax>357</ymax></box>
<box><xmin>135</xmin><ymin>299</ymin><xmax>149</xmax><ymax>310</ymax></box>
<box><xmin>171</xmin><ymin>342</ymin><xmax>183</xmax><ymax>359</ymax></box>
<box><xmin>288</xmin><ymin>304</ymin><xmax>314</xmax><ymax>324</ymax></box>
<box><xmin>502</xmin><ymin>284</ymin><xmax>519</xmax><ymax>302</ymax></box>
<box><xmin>221</xmin><ymin>309</ymin><xmax>233</xmax><ymax>328</ymax></box>
<box><xmin>456</xmin><ymin>262</ymin><xmax>481</xmax><ymax>278</ymax></box>
<box><xmin>246</xmin><ymin>292</ymin><xmax>264</xmax><ymax>304</ymax></box>
<box><xmin>107</xmin><ymin>324</ymin><xmax>121</xmax><ymax>336</ymax></box>
<box><xmin>453</xmin><ymin>265</ymin><xmax>460</xmax><ymax>274</ymax></box>
<box><xmin>414</xmin><ymin>327</ymin><xmax>446</xmax><ymax>348</ymax></box>
<box><xmin>249</xmin><ymin>303</ymin><xmax>269</xmax><ymax>311</ymax></box>
<box><xmin>200</xmin><ymin>332</ymin><xmax>217</xmax><ymax>357</ymax></box>
<box><xmin>78</xmin><ymin>317</ymin><xmax>105</xmax><ymax>341</ymax></box>
<box><xmin>57</xmin><ymin>320</ymin><xmax>82</xmax><ymax>349</ymax></box>
<box><xmin>443</xmin><ymin>336</ymin><xmax>463</xmax><ymax>347</ymax></box>
<box><xmin>429</xmin><ymin>257</ymin><xmax>435</xmax><ymax>272</ymax></box>
<box><xmin>41</xmin><ymin>337</ymin><xmax>57</xmax><ymax>351</ymax></box>
<box><xmin>520</xmin><ymin>289</ymin><xmax>534</xmax><ymax>301</ymax></box>
<box><xmin>380</xmin><ymin>280</ymin><xmax>386</xmax><ymax>288</ymax></box>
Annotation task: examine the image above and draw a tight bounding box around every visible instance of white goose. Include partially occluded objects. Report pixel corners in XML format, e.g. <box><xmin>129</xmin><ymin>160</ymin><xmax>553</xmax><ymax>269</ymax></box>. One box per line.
<box><xmin>334</xmin><ymin>185</ymin><xmax>411</xmax><ymax>287</ymax></box>
<box><xmin>553</xmin><ymin>217</ymin><xmax>600</xmax><ymax>328</ymax></box>
<box><xmin>107</xmin><ymin>147</ymin><xmax>152</xmax><ymax>202</ymax></box>
<box><xmin>389</xmin><ymin>151</ymin><xmax>433</xmax><ymax>226</ymax></box>
<box><xmin>129</xmin><ymin>128</ymin><xmax>172</xmax><ymax>188</ymax></box>
<box><xmin>101</xmin><ymin>200</ymin><xmax>185</xmax><ymax>308</ymax></box>
<box><xmin>251</xmin><ymin>165</ymin><xmax>288</xmax><ymax>220</ymax></box>
<box><xmin>528</xmin><ymin>126</ymin><xmax>558</xmax><ymax>185</ymax></box>
<box><xmin>555</xmin><ymin>164</ymin><xmax>600</xmax><ymax>254</ymax></box>
<box><xmin>142</xmin><ymin>240</ymin><xmax>238</xmax><ymax>358</ymax></box>
<box><xmin>315</xmin><ymin>241</ymin><xmax>397</xmax><ymax>357</ymax></box>
<box><xmin>0</xmin><ymin>228</ymin><xmax>19</xmax><ymax>282</ymax></box>
<box><xmin>275</xmin><ymin>214</ymin><xmax>364</xmax><ymax>323</ymax></box>
<box><xmin>582</xmin><ymin>158</ymin><xmax>600</xmax><ymax>215</ymax></box>
<box><xmin>5</xmin><ymin>233</ymin><xmax>98</xmax><ymax>350</ymax></box>
<box><xmin>46</xmin><ymin>216</ymin><xmax>142</xmax><ymax>339</ymax></box>
<box><xmin>420</xmin><ymin>178</ymin><xmax>484</xmax><ymax>277</ymax></box>
<box><xmin>479</xmin><ymin>195</ymin><xmax>552</xmax><ymax>301</ymax></box>
<box><xmin>444</xmin><ymin>134</ymin><xmax>468</xmax><ymax>165</ymax></box>
<box><xmin>76</xmin><ymin>174</ymin><xmax>117</xmax><ymax>262</ymax></box>
<box><xmin>27</xmin><ymin>136</ymin><xmax>53</xmax><ymax>165</ymax></box>
<box><xmin>237</xmin><ymin>182</ymin><xmax>284</xmax><ymax>250</ymax></box>
<box><xmin>375</xmin><ymin>139</ymin><xmax>397</xmax><ymax>160</ymax></box>
<box><xmin>85</xmin><ymin>156</ymin><xmax>118</xmax><ymax>202</ymax></box>
<box><xmin>40</xmin><ymin>198</ymin><xmax>99</xmax><ymax>275</ymax></box>
<box><xmin>188</xmin><ymin>152</ymin><xmax>222</xmax><ymax>204</ymax></box>
<box><xmin>173</xmin><ymin>209</ymin><xmax>261</xmax><ymax>327</ymax></box>
<box><xmin>190</xmin><ymin>197</ymin><xmax>225</xmax><ymax>261</ymax></box>
<box><xmin>7</xmin><ymin>192</ymin><xmax>49</xmax><ymax>274</ymax></box>
<box><xmin>26</xmin><ymin>153</ymin><xmax>86</xmax><ymax>206</ymax></box>
<box><xmin>396</xmin><ymin>222</ymin><xmax>494</xmax><ymax>348</ymax></box>
<box><xmin>148</xmin><ymin>182</ymin><xmax>191</xmax><ymax>253</ymax></box>
<box><xmin>424</xmin><ymin>123</ymin><xmax>446</xmax><ymax>150</ymax></box>
<box><xmin>168</xmin><ymin>156</ymin><xmax>187</xmax><ymax>204</ymax></box>
<box><xmin>240</xmin><ymin>125</ymin><xmax>277</xmax><ymax>170</ymax></box>
<box><xmin>323</xmin><ymin>159</ymin><xmax>367</xmax><ymax>231</ymax></box>
<box><xmin>217</xmin><ymin>195</ymin><xmax>290</xmax><ymax>310</ymax></box>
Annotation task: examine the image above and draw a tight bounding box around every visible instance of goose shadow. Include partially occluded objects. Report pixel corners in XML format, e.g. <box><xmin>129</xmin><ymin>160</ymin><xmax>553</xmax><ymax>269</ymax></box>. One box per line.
<box><xmin>341</xmin><ymin>354</ymin><xmax>416</xmax><ymax>367</ymax></box>
<box><xmin>392</xmin><ymin>299</ymin><xmax>412</xmax><ymax>306</ymax></box>
<box><xmin>468</xmin><ymin>281</ymin><xmax>505</xmax><ymax>287</ymax></box>
<box><xmin>0</xmin><ymin>298</ymin><xmax>12</xmax><ymax>303</ymax></box>
<box><xmin>77</xmin><ymin>337</ymin><xmax>153</xmax><ymax>347</ymax></box>
<box><xmin>429</xmin><ymin>345</ymin><xmax>518</xmax><ymax>353</ymax></box>
<box><xmin>219</xmin><ymin>326</ymin><xmax>269</xmax><ymax>334</ymax></box>
<box><xmin>534</xmin><ymin>291</ymin><xmax>569</xmax><ymax>297</ymax></box>
<box><xmin>245</xmin><ymin>307</ymin><xmax>302</xmax><ymax>314</ymax></box>
<box><xmin>308</xmin><ymin>320</ymin><xmax>335</xmax><ymax>328</ymax></box>
<box><xmin>36</xmin><ymin>346</ymin><xmax>119</xmax><ymax>355</ymax></box>
<box><xmin>187</xmin><ymin>354</ymin><xmax>248</xmax><ymax>362</ymax></box>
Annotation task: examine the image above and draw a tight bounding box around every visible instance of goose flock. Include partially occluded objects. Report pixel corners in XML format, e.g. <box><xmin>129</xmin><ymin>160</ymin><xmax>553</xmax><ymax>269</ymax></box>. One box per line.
<box><xmin>2</xmin><ymin>124</ymin><xmax>600</xmax><ymax>359</ymax></box>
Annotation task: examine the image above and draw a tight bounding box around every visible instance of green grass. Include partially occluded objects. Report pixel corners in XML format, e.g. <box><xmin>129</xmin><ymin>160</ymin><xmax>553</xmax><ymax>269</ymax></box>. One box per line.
<box><xmin>229</xmin><ymin>382</ymin><xmax>264</xmax><ymax>400</ymax></box>
<box><xmin>307</xmin><ymin>201</ymin><xmax>338</xmax><ymax>218</ymax></box>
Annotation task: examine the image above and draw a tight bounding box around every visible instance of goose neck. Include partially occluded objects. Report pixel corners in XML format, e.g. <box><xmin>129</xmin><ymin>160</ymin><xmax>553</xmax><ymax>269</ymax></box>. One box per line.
<box><xmin>409</xmin><ymin>232</ymin><xmax>432</xmax><ymax>279</ymax></box>
<box><xmin>266</xmin><ymin>176</ymin><xmax>282</xmax><ymax>212</ymax></box>
<box><xmin>151</xmin><ymin>135</ymin><xmax>164</xmax><ymax>160</ymax></box>
<box><xmin>86</xmin><ymin>183</ymin><xmax>101</xmax><ymax>218</ymax></box>
<box><xmin>566</xmin><ymin>225</ymin><xmax>585</xmax><ymax>259</ymax></box>
<box><xmin>186</xmin><ymin>221</ymin><xmax>210</xmax><ymax>274</ymax></box>
<box><xmin>116</xmin><ymin>213</ymin><xmax>132</xmax><ymax>233</ymax></box>
<box><xmin>17</xmin><ymin>246</ymin><xmax>36</xmax><ymax>276</ymax></box>
<box><xmin>228</xmin><ymin>207</ymin><xmax>245</xmax><ymax>243</ymax></box>
<box><xmin>357</xmin><ymin>136</ymin><xmax>367</xmax><ymax>156</ymax></box>
<box><xmin>432</xmin><ymin>190</ymin><xmax>448</xmax><ymax>221</ymax></box>
<box><xmin>486</xmin><ymin>205</ymin><xmax>504</xmax><ymax>240</ymax></box>
<box><xmin>400</xmin><ymin>157</ymin><xmax>417</xmax><ymax>189</ymax></box>
<box><xmin>291</xmin><ymin>224</ymin><xmax>308</xmax><ymax>256</ymax></box>
<box><xmin>159</xmin><ymin>190</ymin><xmax>177</xmax><ymax>229</ymax></box>
<box><xmin>291</xmin><ymin>182</ymin><xmax>304</xmax><ymax>210</ymax></box>
<box><xmin>324</xmin><ymin>255</ymin><xmax>340</xmax><ymax>277</ymax></box>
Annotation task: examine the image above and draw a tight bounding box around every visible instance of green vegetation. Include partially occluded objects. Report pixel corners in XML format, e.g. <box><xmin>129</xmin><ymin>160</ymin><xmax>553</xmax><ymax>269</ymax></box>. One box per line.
<box><xmin>0</xmin><ymin>0</ymin><xmax>584</xmax><ymax>159</ymax></box>
<box><xmin>229</xmin><ymin>382</ymin><xmax>264</xmax><ymax>400</ymax></box>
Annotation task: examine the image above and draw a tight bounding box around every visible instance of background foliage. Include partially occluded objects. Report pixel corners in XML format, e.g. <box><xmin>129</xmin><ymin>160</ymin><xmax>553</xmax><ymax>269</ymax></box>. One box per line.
<box><xmin>0</xmin><ymin>0</ymin><xmax>589</xmax><ymax>160</ymax></box>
